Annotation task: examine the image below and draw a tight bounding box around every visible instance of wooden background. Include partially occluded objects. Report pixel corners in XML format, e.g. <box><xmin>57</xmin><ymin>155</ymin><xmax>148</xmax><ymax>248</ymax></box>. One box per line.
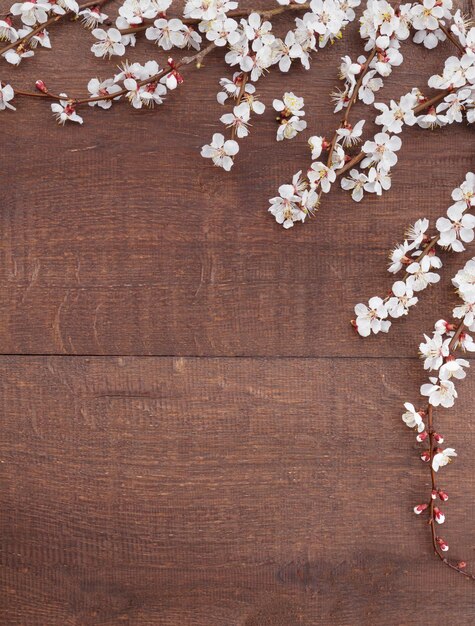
<box><xmin>1</xmin><ymin>0</ymin><xmax>475</xmax><ymax>623</ymax></box>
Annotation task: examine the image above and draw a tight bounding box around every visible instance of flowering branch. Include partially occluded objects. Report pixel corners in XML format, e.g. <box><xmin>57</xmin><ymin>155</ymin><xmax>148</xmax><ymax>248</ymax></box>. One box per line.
<box><xmin>0</xmin><ymin>0</ymin><xmax>110</xmax><ymax>62</ymax></box>
<box><xmin>403</xmin><ymin>255</ymin><xmax>475</xmax><ymax>578</ymax></box>
<box><xmin>268</xmin><ymin>0</ymin><xmax>474</xmax><ymax>228</ymax></box>
<box><xmin>0</xmin><ymin>0</ymin><xmax>360</xmax><ymax>157</ymax></box>
<box><xmin>352</xmin><ymin>173</ymin><xmax>475</xmax><ymax>337</ymax></box>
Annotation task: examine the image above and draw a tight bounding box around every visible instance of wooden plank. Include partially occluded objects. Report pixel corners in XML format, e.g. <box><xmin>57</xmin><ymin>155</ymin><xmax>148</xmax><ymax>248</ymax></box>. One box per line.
<box><xmin>1</xmin><ymin>356</ymin><xmax>475</xmax><ymax>624</ymax></box>
<box><xmin>1</xmin><ymin>3</ymin><xmax>473</xmax><ymax>356</ymax></box>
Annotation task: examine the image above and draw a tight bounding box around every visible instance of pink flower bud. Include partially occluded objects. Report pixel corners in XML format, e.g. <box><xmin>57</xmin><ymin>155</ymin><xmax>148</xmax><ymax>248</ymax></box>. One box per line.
<box><xmin>457</xmin><ymin>561</ymin><xmax>467</xmax><ymax>569</ymax></box>
<box><xmin>438</xmin><ymin>490</ymin><xmax>449</xmax><ymax>502</ymax></box>
<box><xmin>414</xmin><ymin>504</ymin><xmax>428</xmax><ymax>515</ymax></box>
<box><xmin>420</xmin><ymin>450</ymin><xmax>430</xmax><ymax>462</ymax></box>
<box><xmin>436</xmin><ymin>537</ymin><xmax>449</xmax><ymax>551</ymax></box>
<box><xmin>35</xmin><ymin>79</ymin><xmax>48</xmax><ymax>93</ymax></box>
<box><xmin>416</xmin><ymin>431</ymin><xmax>428</xmax><ymax>442</ymax></box>
<box><xmin>434</xmin><ymin>433</ymin><xmax>444</xmax><ymax>444</ymax></box>
<box><xmin>431</xmin><ymin>490</ymin><xmax>437</xmax><ymax>500</ymax></box>
<box><xmin>434</xmin><ymin>507</ymin><xmax>445</xmax><ymax>524</ymax></box>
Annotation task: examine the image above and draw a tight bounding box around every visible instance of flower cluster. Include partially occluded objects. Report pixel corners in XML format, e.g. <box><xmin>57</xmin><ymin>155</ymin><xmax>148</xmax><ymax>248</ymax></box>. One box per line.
<box><xmin>273</xmin><ymin>92</ymin><xmax>307</xmax><ymax>141</ymax></box>
<box><xmin>44</xmin><ymin>57</ymin><xmax>180</xmax><ymax>124</ymax></box>
<box><xmin>268</xmin><ymin>170</ymin><xmax>318</xmax><ymax>228</ymax></box>
<box><xmin>268</xmin><ymin>1</ymin><xmax>475</xmax><ymax>227</ymax></box>
<box><xmin>401</xmin><ymin>255</ymin><xmax>475</xmax><ymax>576</ymax></box>
<box><xmin>352</xmin><ymin>172</ymin><xmax>475</xmax><ymax>337</ymax></box>
<box><xmin>0</xmin><ymin>0</ymin><xmax>361</xmax><ymax>152</ymax></box>
<box><xmin>201</xmin><ymin>0</ymin><xmax>361</xmax><ymax>170</ymax></box>
<box><xmin>338</xmin><ymin>16</ymin><xmax>475</xmax><ymax>200</ymax></box>
<box><xmin>0</xmin><ymin>0</ymin><xmax>83</xmax><ymax>65</ymax></box>
<box><xmin>267</xmin><ymin>0</ymin><xmax>415</xmax><ymax>226</ymax></box>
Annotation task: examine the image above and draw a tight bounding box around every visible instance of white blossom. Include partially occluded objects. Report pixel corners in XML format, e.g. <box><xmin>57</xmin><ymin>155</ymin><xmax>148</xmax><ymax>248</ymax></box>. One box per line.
<box><xmin>439</xmin><ymin>357</ymin><xmax>469</xmax><ymax>381</ymax></box>
<box><xmin>204</xmin><ymin>16</ymin><xmax>240</xmax><ymax>47</ymax></box>
<box><xmin>432</xmin><ymin>447</ymin><xmax>457</xmax><ymax>472</ymax></box>
<box><xmin>91</xmin><ymin>28</ymin><xmax>126</xmax><ymax>58</ymax></box>
<box><xmin>145</xmin><ymin>18</ymin><xmax>188</xmax><ymax>50</ymax></box>
<box><xmin>79</xmin><ymin>7</ymin><xmax>108</xmax><ymax>29</ymax></box>
<box><xmin>361</xmin><ymin>132</ymin><xmax>402</xmax><ymax>169</ymax></box>
<box><xmin>421</xmin><ymin>377</ymin><xmax>457</xmax><ymax>408</ymax></box>
<box><xmin>358</xmin><ymin>70</ymin><xmax>383</xmax><ymax>104</ymax></box>
<box><xmin>308</xmin><ymin>135</ymin><xmax>324</xmax><ymax>160</ymax></box>
<box><xmin>0</xmin><ymin>83</ymin><xmax>16</xmax><ymax>111</ymax></box>
<box><xmin>336</xmin><ymin>119</ymin><xmax>365</xmax><ymax>146</ymax></box>
<box><xmin>273</xmin><ymin>92</ymin><xmax>305</xmax><ymax>118</ymax></box>
<box><xmin>374</xmin><ymin>93</ymin><xmax>417</xmax><ymax>133</ymax></box>
<box><xmin>308</xmin><ymin>161</ymin><xmax>336</xmax><ymax>193</ymax></box>
<box><xmin>388</xmin><ymin>241</ymin><xmax>412</xmax><ymax>274</ymax></box>
<box><xmin>436</xmin><ymin>203</ymin><xmax>475</xmax><ymax>252</ymax></box>
<box><xmin>341</xmin><ymin>169</ymin><xmax>368</xmax><ymax>202</ymax></box>
<box><xmin>363</xmin><ymin>166</ymin><xmax>391</xmax><ymax>196</ymax></box>
<box><xmin>405</xmin><ymin>218</ymin><xmax>430</xmax><ymax>248</ymax></box>
<box><xmin>268</xmin><ymin>175</ymin><xmax>307</xmax><ymax>228</ymax></box>
<box><xmin>0</xmin><ymin>19</ymin><xmax>19</xmax><ymax>42</ymax></box>
<box><xmin>387</xmin><ymin>280</ymin><xmax>417</xmax><ymax>318</ymax></box>
<box><xmin>87</xmin><ymin>78</ymin><xmax>122</xmax><ymax>109</ymax></box>
<box><xmin>419</xmin><ymin>332</ymin><xmax>450</xmax><ymax>370</ymax></box>
<box><xmin>406</xmin><ymin>255</ymin><xmax>441</xmax><ymax>292</ymax></box>
<box><xmin>51</xmin><ymin>95</ymin><xmax>83</xmax><ymax>125</ymax></box>
<box><xmin>10</xmin><ymin>1</ymin><xmax>51</xmax><ymax>26</ymax></box>
<box><xmin>201</xmin><ymin>133</ymin><xmax>239</xmax><ymax>171</ymax></box>
<box><xmin>353</xmin><ymin>297</ymin><xmax>390</xmax><ymax>337</ymax></box>
<box><xmin>220</xmin><ymin>102</ymin><xmax>251</xmax><ymax>139</ymax></box>
<box><xmin>452</xmin><ymin>258</ymin><xmax>475</xmax><ymax>303</ymax></box>
<box><xmin>402</xmin><ymin>402</ymin><xmax>425</xmax><ymax>432</ymax></box>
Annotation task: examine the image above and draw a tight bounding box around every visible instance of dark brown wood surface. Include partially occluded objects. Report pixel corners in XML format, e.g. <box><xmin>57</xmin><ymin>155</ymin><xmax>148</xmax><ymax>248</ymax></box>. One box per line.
<box><xmin>1</xmin><ymin>0</ymin><xmax>475</xmax><ymax>623</ymax></box>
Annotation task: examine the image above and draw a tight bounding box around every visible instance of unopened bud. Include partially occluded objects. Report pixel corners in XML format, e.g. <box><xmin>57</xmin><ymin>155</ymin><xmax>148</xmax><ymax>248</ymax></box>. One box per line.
<box><xmin>35</xmin><ymin>79</ymin><xmax>48</xmax><ymax>93</ymax></box>
<box><xmin>420</xmin><ymin>450</ymin><xmax>431</xmax><ymax>462</ymax></box>
<box><xmin>434</xmin><ymin>433</ymin><xmax>444</xmax><ymax>444</ymax></box>
<box><xmin>416</xmin><ymin>431</ymin><xmax>428</xmax><ymax>442</ymax></box>
<box><xmin>457</xmin><ymin>561</ymin><xmax>467</xmax><ymax>569</ymax></box>
<box><xmin>414</xmin><ymin>504</ymin><xmax>428</xmax><ymax>515</ymax></box>
<box><xmin>434</xmin><ymin>507</ymin><xmax>445</xmax><ymax>524</ymax></box>
<box><xmin>431</xmin><ymin>489</ymin><xmax>437</xmax><ymax>500</ymax></box>
<box><xmin>438</xmin><ymin>490</ymin><xmax>449</xmax><ymax>502</ymax></box>
<box><xmin>436</xmin><ymin>537</ymin><xmax>449</xmax><ymax>552</ymax></box>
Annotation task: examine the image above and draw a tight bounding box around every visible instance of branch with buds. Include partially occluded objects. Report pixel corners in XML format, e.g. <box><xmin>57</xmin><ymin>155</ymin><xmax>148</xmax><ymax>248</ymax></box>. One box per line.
<box><xmin>402</xmin><ymin>255</ymin><xmax>475</xmax><ymax>579</ymax></box>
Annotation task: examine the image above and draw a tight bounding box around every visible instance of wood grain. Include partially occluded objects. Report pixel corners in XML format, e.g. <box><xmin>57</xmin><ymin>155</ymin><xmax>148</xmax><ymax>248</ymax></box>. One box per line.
<box><xmin>1</xmin><ymin>356</ymin><xmax>475</xmax><ymax>625</ymax></box>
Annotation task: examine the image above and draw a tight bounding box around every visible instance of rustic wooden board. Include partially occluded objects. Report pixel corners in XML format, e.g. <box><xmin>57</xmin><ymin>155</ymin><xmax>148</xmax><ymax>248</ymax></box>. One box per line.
<box><xmin>2</xmin><ymin>1</ymin><xmax>475</xmax><ymax>624</ymax></box>
<box><xmin>1</xmin><ymin>356</ymin><xmax>475</xmax><ymax>625</ymax></box>
<box><xmin>0</xmin><ymin>1</ymin><xmax>473</xmax><ymax>356</ymax></box>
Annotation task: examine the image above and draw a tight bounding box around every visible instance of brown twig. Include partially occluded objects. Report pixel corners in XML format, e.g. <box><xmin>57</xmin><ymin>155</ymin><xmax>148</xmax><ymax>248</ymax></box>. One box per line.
<box><xmin>437</xmin><ymin>20</ymin><xmax>466</xmax><ymax>55</ymax></box>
